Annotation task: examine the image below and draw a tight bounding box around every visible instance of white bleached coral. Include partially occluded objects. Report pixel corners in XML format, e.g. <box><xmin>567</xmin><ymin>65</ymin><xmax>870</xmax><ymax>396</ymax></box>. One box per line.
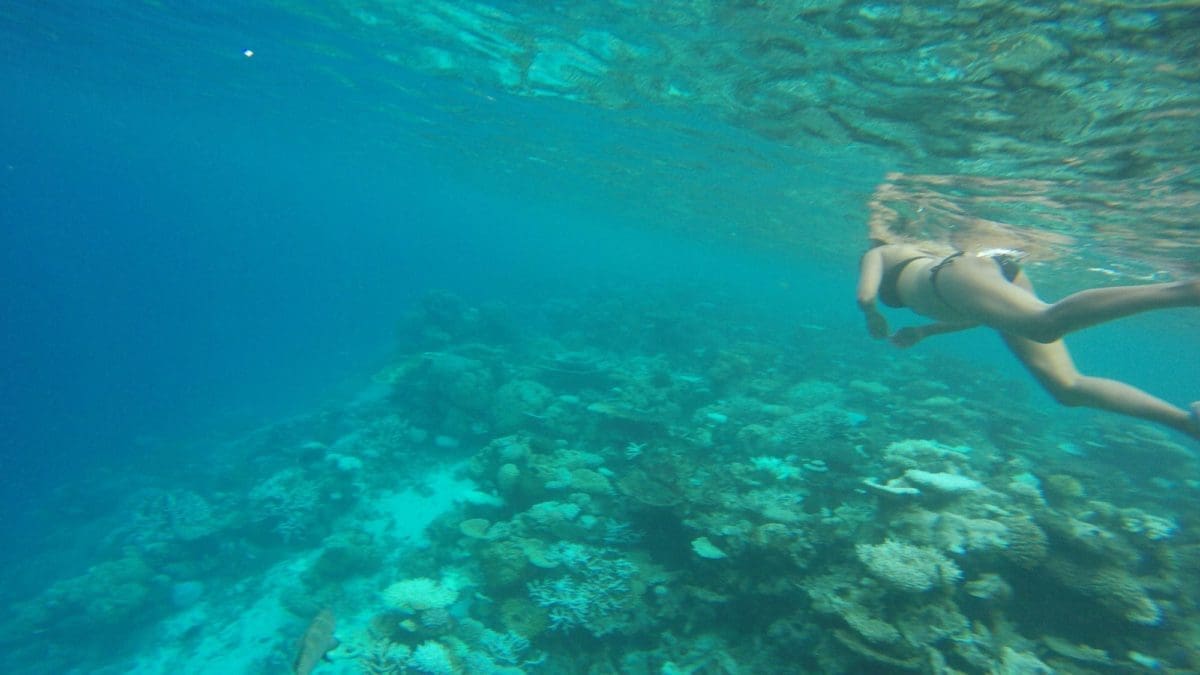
<box><xmin>894</xmin><ymin>509</ymin><xmax>1009</xmax><ymax>555</ymax></box>
<box><xmin>691</xmin><ymin>536</ymin><xmax>729</xmax><ymax>559</ymax></box>
<box><xmin>997</xmin><ymin>647</ymin><xmax>1053</xmax><ymax>675</ymax></box>
<box><xmin>408</xmin><ymin>640</ymin><xmax>457</xmax><ymax>674</ymax></box>
<box><xmin>862</xmin><ymin>479</ymin><xmax>920</xmax><ymax>497</ymax></box>
<box><xmin>856</xmin><ymin>540</ymin><xmax>962</xmax><ymax>592</ymax></box>
<box><xmin>524</xmin><ymin>500</ymin><xmax>581</xmax><ymax>526</ymax></box>
<box><xmin>902</xmin><ymin>469</ymin><xmax>982</xmax><ymax>494</ymax></box>
<box><xmin>1119</xmin><ymin>508</ymin><xmax>1176</xmax><ymax>541</ymax></box>
<box><xmin>750</xmin><ymin>455</ymin><xmax>802</xmax><ymax>480</ymax></box>
<box><xmin>382</xmin><ymin>577</ymin><xmax>459</xmax><ymax>612</ymax></box>
<box><xmin>882</xmin><ymin>438</ymin><xmax>972</xmax><ymax>470</ymax></box>
<box><xmin>862</xmin><ymin>469</ymin><xmax>984</xmax><ymax>499</ymax></box>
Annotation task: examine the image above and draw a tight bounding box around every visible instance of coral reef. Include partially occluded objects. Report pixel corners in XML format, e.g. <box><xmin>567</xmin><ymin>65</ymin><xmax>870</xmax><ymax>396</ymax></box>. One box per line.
<box><xmin>6</xmin><ymin>287</ymin><xmax>1198</xmax><ymax>675</ymax></box>
<box><xmin>855</xmin><ymin>539</ymin><xmax>963</xmax><ymax>592</ymax></box>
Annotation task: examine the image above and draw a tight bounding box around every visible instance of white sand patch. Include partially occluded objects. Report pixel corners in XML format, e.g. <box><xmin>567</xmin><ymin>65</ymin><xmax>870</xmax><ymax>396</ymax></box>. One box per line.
<box><xmin>116</xmin><ymin>462</ymin><xmax>488</xmax><ymax>674</ymax></box>
<box><xmin>124</xmin><ymin>554</ymin><xmax>314</xmax><ymax>674</ymax></box>
<box><xmin>359</xmin><ymin>460</ymin><xmax>497</xmax><ymax>547</ymax></box>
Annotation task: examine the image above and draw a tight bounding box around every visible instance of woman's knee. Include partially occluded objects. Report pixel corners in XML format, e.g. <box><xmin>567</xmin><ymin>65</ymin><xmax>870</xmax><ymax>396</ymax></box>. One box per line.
<box><xmin>1041</xmin><ymin>376</ymin><xmax>1086</xmax><ymax>406</ymax></box>
<box><xmin>1020</xmin><ymin>311</ymin><xmax>1065</xmax><ymax>344</ymax></box>
<box><xmin>1008</xmin><ymin>321</ymin><xmax>1061</xmax><ymax>344</ymax></box>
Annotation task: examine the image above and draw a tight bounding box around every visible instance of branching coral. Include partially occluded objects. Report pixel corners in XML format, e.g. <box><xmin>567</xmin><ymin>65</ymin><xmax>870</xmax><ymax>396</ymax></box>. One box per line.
<box><xmin>856</xmin><ymin>539</ymin><xmax>962</xmax><ymax>593</ymax></box>
<box><xmin>248</xmin><ymin>468</ymin><xmax>320</xmax><ymax>542</ymax></box>
<box><xmin>526</xmin><ymin>544</ymin><xmax>641</xmax><ymax>636</ymax></box>
<box><xmin>998</xmin><ymin>515</ymin><xmax>1049</xmax><ymax>569</ymax></box>
<box><xmin>1045</xmin><ymin>558</ymin><xmax>1162</xmax><ymax>626</ymax></box>
<box><xmin>408</xmin><ymin>640</ymin><xmax>457</xmax><ymax>674</ymax></box>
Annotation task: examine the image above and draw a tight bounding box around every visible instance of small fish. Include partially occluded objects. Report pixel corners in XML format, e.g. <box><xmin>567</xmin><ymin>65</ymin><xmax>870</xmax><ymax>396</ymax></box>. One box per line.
<box><xmin>293</xmin><ymin>608</ymin><xmax>338</xmax><ymax>675</ymax></box>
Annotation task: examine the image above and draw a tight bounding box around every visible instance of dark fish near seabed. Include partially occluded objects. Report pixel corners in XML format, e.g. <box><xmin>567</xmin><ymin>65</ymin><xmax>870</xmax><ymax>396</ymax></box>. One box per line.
<box><xmin>293</xmin><ymin>608</ymin><xmax>338</xmax><ymax>675</ymax></box>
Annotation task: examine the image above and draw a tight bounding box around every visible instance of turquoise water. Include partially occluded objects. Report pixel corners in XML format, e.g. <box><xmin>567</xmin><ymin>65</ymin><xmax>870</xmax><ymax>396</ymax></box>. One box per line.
<box><xmin>1</xmin><ymin>3</ymin><xmax>1198</xmax><ymax>673</ymax></box>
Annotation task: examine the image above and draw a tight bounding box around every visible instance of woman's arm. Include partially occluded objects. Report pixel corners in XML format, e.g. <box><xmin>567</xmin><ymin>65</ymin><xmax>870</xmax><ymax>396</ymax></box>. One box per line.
<box><xmin>856</xmin><ymin>249</ymin><xmax>889</xmax><ymax>339</ymax></box>
<box><xmin>856</xmin><ymin>248</ymin><xmax>883</xmax><ymax>309</ymax></box>
<box><xmin>890</xmin><ymin>321</ymin><xmax>978</xmax><ymax>348</ymax></box>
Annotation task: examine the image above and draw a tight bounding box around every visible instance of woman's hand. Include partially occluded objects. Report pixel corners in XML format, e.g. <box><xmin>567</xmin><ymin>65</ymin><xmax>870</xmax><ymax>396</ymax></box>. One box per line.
<box><xmin>889</xmin><ymin>326</ymin><xmax>924</xmax><ymax>348</ymax></box>
<box><xmin>863</xmin><ymin>307</ymin><xmax>889</xmax><ymax>339</ymax></box>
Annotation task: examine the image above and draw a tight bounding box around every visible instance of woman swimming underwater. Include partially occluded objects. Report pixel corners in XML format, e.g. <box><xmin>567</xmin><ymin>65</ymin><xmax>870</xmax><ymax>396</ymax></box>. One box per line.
<box><xmin>857</xmin><ymin>241</ymin><xmax>1200</xmax><ymax>440</ymax></box>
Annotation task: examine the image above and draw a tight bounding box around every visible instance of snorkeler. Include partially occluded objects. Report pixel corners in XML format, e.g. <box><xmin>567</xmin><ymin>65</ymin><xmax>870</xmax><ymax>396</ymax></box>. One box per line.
<box><xmin>857</xmin><ymin>241</ymin><xmax>1200</xmax><ymax>440</ymax></box>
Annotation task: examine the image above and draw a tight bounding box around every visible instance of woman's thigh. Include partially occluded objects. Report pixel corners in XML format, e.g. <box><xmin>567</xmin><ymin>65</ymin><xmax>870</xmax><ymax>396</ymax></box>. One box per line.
<box><xmin>937</xmin><ymin>257</ymin><xmax>1048</xmax><ymax>332</ymax></box>
<box><xmin>1001</xmin><ymin>331</ymin><xmax>1078</xmax><ymax>388</ymax></box>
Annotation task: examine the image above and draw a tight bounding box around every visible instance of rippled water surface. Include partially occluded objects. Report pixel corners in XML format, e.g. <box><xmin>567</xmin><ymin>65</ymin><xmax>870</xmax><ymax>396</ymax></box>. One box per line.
<box><xmin>7</xmin><ymin>1</ymin><xmax>1196</xmax><ymax>275</ymax></box>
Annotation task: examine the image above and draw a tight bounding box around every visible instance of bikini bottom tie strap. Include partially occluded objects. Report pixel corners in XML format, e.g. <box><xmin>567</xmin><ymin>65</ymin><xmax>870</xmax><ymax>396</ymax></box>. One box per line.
<box><xmin>929</xmin><ymin>251</ymin><xmax>964</xmax><ymax>277</ymax></box>
<box><xmin>929</xmin><ymin>251</ymin><xmax>965</xmax><ymax>309</ymax></box>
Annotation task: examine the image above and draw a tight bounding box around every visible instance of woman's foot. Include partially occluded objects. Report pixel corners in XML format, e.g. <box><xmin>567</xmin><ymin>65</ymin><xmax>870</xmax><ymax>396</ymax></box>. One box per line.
<box><xmin>1188</xmin><ymin>401</ymin><xmax>1200</xmax><ymax>440</ymax></box>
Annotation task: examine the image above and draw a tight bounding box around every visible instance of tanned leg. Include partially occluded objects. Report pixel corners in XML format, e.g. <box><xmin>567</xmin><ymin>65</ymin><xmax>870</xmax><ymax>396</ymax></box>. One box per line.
<box><xmin>1036</xmin><ymin>279</ymin><xmax>1200</xmax><ymax>343</ymax></box>
<box><xmin>1002</xmin><ymin>333</ymin><xmax>1198</xmax><ymax>439</ymax></box>
<box><xmin>935</xmin><ymin>257</ymin><xmax>1200</xmax><ymax>344</ymax></box>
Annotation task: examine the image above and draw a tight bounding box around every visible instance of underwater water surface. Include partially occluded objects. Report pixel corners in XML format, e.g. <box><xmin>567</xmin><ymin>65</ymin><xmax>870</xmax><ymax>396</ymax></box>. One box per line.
<box><xmin>1</xmin><ymin>2</ymin><xmax>1198</xmax><ymax>674</ymax></box>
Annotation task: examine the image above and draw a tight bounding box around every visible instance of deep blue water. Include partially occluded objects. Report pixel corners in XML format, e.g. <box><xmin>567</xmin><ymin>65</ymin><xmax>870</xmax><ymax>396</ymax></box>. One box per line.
<box><xmin>0</xmin><ymin>28</ymin><xmax>842</xmax><ymax>542</ymax></box>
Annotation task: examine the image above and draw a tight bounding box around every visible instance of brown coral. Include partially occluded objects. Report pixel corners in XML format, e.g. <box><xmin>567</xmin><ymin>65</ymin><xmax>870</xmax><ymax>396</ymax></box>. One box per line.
<box><xmin>998</xmin><ymin>515</ymin><xmax>1048</xmax><ymax>570</ymax></box>
<box><xmin>1045</xmin><ymin>558</ymin><xmax>1162</xmax><ymax>626</ymax></box>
